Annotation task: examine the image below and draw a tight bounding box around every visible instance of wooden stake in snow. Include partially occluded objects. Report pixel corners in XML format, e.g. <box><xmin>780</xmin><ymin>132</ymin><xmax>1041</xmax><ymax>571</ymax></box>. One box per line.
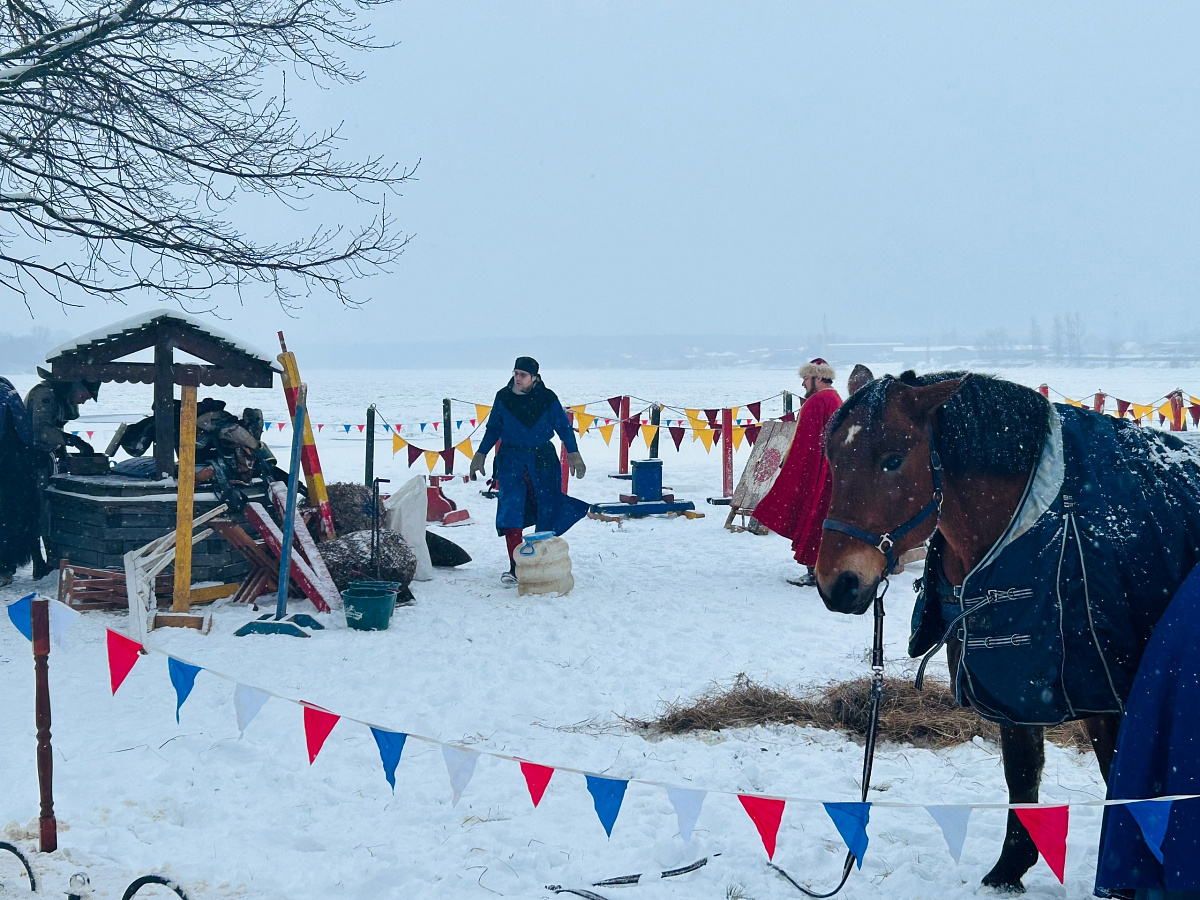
<box><xmin>171</xmin><ymin>382</ymin><xmax>198</xmax><ymax>613</ymax></box>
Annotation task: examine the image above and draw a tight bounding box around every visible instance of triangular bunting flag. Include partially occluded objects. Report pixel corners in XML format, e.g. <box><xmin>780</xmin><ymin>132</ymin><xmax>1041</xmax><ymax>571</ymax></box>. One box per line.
<box><xmin>607</xmin><ymin>397</ymin><xmax>623</xmax><ymax>417</ymax></box>
<box><xmin>302</xmin><ymin>704</ymin><xmax>340</xmax><ymax>765</ymax></box>
<box><xmin>475</xmin><ymin>404</ymin><xmax>492</xmax><ymax>424</ymax></box>
<box><xmin>712</xmin><ymin>427</ymin><xmax>721</xmax><ymax>444</ymax></box>
<box><xmin>622</xmin><ymin>419</ymin><xmax>640</xmax><ymax>448</ymax></box>
<box><xmin>342</xmin><ymin>424</ymin><xmax>351</xmax><ymax>433</ymax></box>
<box><xmin>824</xmin><ymin>802</ymin><xmax>871</xmax><ymax>868</ymax></box>
<box><xmin>263</xmin><ymin>422</ymin><xmax>272</xmax><ymax>432</ymax></box>
<box><xmin>1013</xmin><ymin>806</ymin><xmax>1068</xmax><ymax>883</ymax></box>
<box><xmin>442</xmin><ymin>745</ymin><xmax>479</xmax><ymax>806</ymax></box>
<box><xmin>6</xmin><ymin>593</ymin><xmax>33</xmax><ymax>640</ymax></box>
<box><xmin>696</xmin><ymin>429</ymin><xmax>715</xmax><ymax>452</ymax></box>
<box><xmin>469</xmin><ymin>419</ymin><xmax>476</xmax><ymax>426</ymax></box>
<box><xmin>730</xmin><ymin>407</ymin><xmax>739</xmax><ymax>421</ymax></box>
<box><xmin>455</xmin><ymin>437</ymin><xmax>474</xmax><ymax>459</ymax></box>
<box><xmin>1158</xmin><ymin>401</ymin><xmax>1174</xmax><ymax>421</ymax></box>
<box><xmin>586</xmin><ymin>775</ymin><xmax>628</xmax><ymax>838</ymax></box>
<box><xmin>420</xmin><ymin>423</ymin><xmax>426</xmax><ymax>432</ymax></box>
<box><xmin>86</xmin><ymin>431</ymin><xmax>94</xmax><ymax>439</ymax></box>
<box><xmin>48</xmin><ymin>599</ymin><xmax>79</xmax><ymax>649</ymax></box>
<box><xmin>748</xmin><ymin>402</ymin><xmax>761</xmax><ymax>421</ymax></box>
<box><xmin>234</xmin><ymin>683</ymin><xmax>269</xmax><ymax>736</ymax></box>
<box><xmin>1126</xmin><ymin>799</ymin><xmax>1172</xmax><ymax>864</ymax></box>
<box><xmin>732</xmin><ymin>426</ymin><xmax>745</xmax><ymax>450</ymax></box>
<box><xmin>167</xmin><ymin>657</ymin><xmax>201</xmax><ymax>723</ymax></box>
<box><xmin>1131</xmin><ymin>403</ymin><xmax>1154</xmax><ymax>422</ymax></box>
<box><xmin>738</xmin><ymin>795</ymin><xmax>785</xmax><ymax>860</ymax></box>
<box><xmin>781</xmin><ymin>411</ymin><xmax>796</xmax><ymax>423</ymax></box>
<box><xmin>407</xmin><ymin>444</ymin><xmax>423</xmax><ymax>467</ymax></box>
<box><xmin>357</xmin><ymin>424</ymin><xmax>365</xmax><ymax>432</ymax></box>
<box><xmin>1064</xmin><ymin>398</ymin><xmax>1083</xmax><ymax>408</ymax></box>
<box><xmin>703</xmin><ymin>409</ymin><xmax>718</xmax><ymax>427</ymax></box>
<box><xmin>440</xmin><ymin>448</ymin><xmax>455</xmax><ymax>469</ymax></box>
<box><xmin>1116</xmin><ymin>399</ymin><xmax>1131</xmax><ymax>418</ymax></box>
<box><xmin>669</xmin><ymin>426</ymin><xmax>685</xmax><ymax>450</ymax></box>
<box><xmin>107</xmin><ymin>629</ymin><xmax>143</xmax><ymax>695</ymax></box>
<box><xmin>685</xmin><ymin>409</ymin><xmax>705</xmax><ymax>432</ymax></box>
<box><xmin>370</xmin><ymin>728</ymin><xmax>407</xmax><ymax>793</ymax></box>
<box><xmin>746</xmin><ymin>424</ymin><xmax>762</xmax><ymax>445</ymax></box>
<box><xmin>598</xmin><ymin>424</ymin><xmax>615</xmax><ymax>446</ymax></box>
<box><xmin>926</xmin><ymin>806</ymin><xmax>971</xmax><ymax>863</ymax></box>
<box><xmin>392</xmin><ymin>433</ymin><xmax>407</xmax><ymax>455</ymax></box>
<box><xmin>394</xmin><ymin>423</ymin><xmax>402</xmax><ymax>432</ymax></box>
<box><xmin>279</xmin><ymin>422</ymin><xmax>287</xmax><ymax>431</ymax></box>
<box><xmin>432</xmin><ymin>422</ymin><xmax>439</xmax><ymax>431</ymax></box>
<box><xmin>518</xmin><ymin>760</ymin><xmax>554</xmax><ymax>808</ymax></box>
<box><xmin>575</xmin><ymin>411</ymin><xmax>596</xmax><ymax>435</ymax></box>
<box><xmin>456</xmin><ymin>420</ymin><xmax>462</xmax><ymax>429</ymax></box>
<box><xmin>641</xmin><ymin>424</ymin><xmax>658</xmax><ymax>448</ymax></box>
<box><xmin>317</xmin><ymin>423</ymin><xmax>324</xmax><ymax>432</ymax></box>
<box><xmin>424</xmin><ymin>449</ymin><xmax>441</xmax><ymax>472</ymax></box>
<box><xmin>667</xmin><ymin>788</ymin><xmax>706</xmax><ymax>843</ymax></box>
<box><xmin>1190</xmin><ymin>404</ymin><xmax>1200</xmax><ymax>427</ymax></box>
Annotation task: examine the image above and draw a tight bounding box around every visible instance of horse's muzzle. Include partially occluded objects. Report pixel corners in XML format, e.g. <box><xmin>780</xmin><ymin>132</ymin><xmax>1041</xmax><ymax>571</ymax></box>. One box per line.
<box><xmin>818</xmin><ymin>569</ymin><xmax>877</xmax><ymax>615</ymax></box>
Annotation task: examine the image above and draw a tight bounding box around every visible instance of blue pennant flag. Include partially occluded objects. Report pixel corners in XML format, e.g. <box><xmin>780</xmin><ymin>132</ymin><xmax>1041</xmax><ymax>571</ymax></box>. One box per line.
<box><xmin>6</xmin><ymin>593</ymin><xmax>33</xmax><ymax>641</ymax></box>
<box><xmin>168</xmin><ymin>657</ymin><xmax>202</xmax><ymax>723</ymax></box>
<box><xmin>420</xmin><ymin>423</ymin><xmax>426</xmax><ymax>432</ymax></box>
<box><xmin>824</xmin><ymin>802</ymin><xmax>871</xmax><ymax>868</ymax></box>
<box><xmin>343</xmin><ymin>424</ymin><xmax>352</xmax><ymax>433</ymax></box>
<box><xmin>371</xmin><ymin>728</ymin><xmax>407</xmax><ymax>792</ymax></box>
<box><xmin>585</xmin><ymin>775</ymin><xmax>628</xmax><ymax>838</ymax></box>
<box><xmin>1127</xmin><ymin>799</ymin><xmax>1173</xmax><ymax>864</ymax></box>
<box><xmin>456</xmin><ymin>420</ymin><xmax>462</xmax><ymax>429</ymax></box>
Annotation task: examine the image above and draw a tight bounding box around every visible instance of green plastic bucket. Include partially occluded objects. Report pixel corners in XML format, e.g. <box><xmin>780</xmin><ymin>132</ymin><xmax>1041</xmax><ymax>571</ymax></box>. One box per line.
<box><xmin>343</xmin><ymin>583</ymin><xmax>397</xmax><ymax>631</ymax></box>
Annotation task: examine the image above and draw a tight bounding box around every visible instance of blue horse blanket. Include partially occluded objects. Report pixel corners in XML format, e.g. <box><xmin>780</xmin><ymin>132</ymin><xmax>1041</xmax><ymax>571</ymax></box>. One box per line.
<box><xmin>0</xmin><ymin>377</ymin><xmax>34</xmax><ymax>446</ymax></box>
<box><xmin>1094</xmin><ymin>562</ymin><xmax>1200</xmax><ymax>896</ymax></box>
<box><xmin>910</xmin><ymin>403</ymin><xmax>1200</xmax><ymax>726</ymax></box>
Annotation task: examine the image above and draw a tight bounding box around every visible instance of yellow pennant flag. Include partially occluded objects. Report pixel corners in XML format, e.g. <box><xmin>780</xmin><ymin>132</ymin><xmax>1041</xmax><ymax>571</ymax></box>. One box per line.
<box><xmin>455</xmin><ymin>437</ymin><xmax>474</xmax><ymax>459</ymax></box>
<box><xmin>1191</xmin><ymin>396</ymin><xmax>1200</xmax><ymax>407</ymax></box>
<box><xmin>730</xmin><ymin>406</ymin><xmax>739</xmax><ymax>422</ymax></box>
<box><xmin>423</xmin><ymin>449</ymin><xmax>441</xmax><ymax>472</ymax></box>
<box><xmin>1064</xmin><ymin>398</ymin><xmax>1083</xmax><ymax>408</ymax></box>
<box><xmin>1131</xmin><ymin>403</ymin><xmax>1154</xmax><ymax>422</ymax></box>
<box><xmin>598</xmin><ymin>423</ymin><xmax>615</xmax><ymax>445</ymax></box>
<box><xmin>475</xmin><ymin>404</ymin><xmax>492</xmax><ymax>424</ymax></box>
<box><xmin>732</xmin><ymin>425</ymin><xmax>746</xmax><ymax>449</ymax></box>
<box><xmin>685</xmin><ymin>408</ymin><xmax>705</xmax><ymax>431</ymax></box>
<box><xmin>1158</xmin><ymin>401</ymin><xmax>1174</xmax><ymax>420</ymax></box>
<box><xmin>695</xmin><ymin>428</ymin><xmax>715</xmax><ymax>452</ymax></box>
<box><xmin>392</xmin><ymin>433</ymin><xmax>407</xmax><ymax>455</ymax></box>
<box><xmin>570</xmin><ymin>404</ymin><xmax>588</xmax><ymax>419</ymax></box>
<box><xmin>641</xmin><ymin>424</ymin><xmax>658</xmax><ymax>448</ymax></box>
<box><xmin>575</xmin><ymin>411</ymin><xmax>596</xmax><ymax>435</ymax></box>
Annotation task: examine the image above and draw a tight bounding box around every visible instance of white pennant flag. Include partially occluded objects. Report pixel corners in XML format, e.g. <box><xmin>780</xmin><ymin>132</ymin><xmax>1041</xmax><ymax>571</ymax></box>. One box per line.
<box><xmin>666</xmin><ymin>787</ymin><xmax>706</xmax><ymax>843</ymax></box>
<box><xmin>48</xmin><ymin>599</ymin><xmax>80</xmax><ymax>650</ymax></box>
<box><xmin>234</xmin><ymin>684</ymin><xmax>270</xmax><ymax>737</ymax></box>
<box><xmin>441</xmin><ymin>745</ymin><xmax>479</xmax><ymax>807</ymax></box>
<box><xmin>926</xmin><ymin>806</ymin><xmax>972</xmax><ymax>863</ymax></box>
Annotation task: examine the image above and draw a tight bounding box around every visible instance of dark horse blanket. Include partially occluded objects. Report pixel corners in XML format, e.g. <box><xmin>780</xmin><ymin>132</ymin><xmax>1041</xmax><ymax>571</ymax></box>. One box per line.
<box><xmin>0</xmin><ymin>376</ymin><xmax>40</xmax><ymax>574</ymax></box>
<box><xmin>911</xmin><ymin>403</ymin><xmax>1200</xmax><ymax>726</ymax></box>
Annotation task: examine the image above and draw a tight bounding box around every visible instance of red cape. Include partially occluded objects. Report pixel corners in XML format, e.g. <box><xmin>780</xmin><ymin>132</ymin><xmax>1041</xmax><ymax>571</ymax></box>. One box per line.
<box><xmin>752</xmin><ymin>388</ymin><xmax>842</xmax><ymax>565</ymax></box>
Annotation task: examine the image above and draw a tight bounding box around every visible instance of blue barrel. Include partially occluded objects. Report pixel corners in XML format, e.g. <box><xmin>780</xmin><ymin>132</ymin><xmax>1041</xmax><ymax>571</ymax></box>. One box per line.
<box><xmin>631</xmin><ymin>459</ymin><xmax>663</xmax><ymax>501</ymax></box>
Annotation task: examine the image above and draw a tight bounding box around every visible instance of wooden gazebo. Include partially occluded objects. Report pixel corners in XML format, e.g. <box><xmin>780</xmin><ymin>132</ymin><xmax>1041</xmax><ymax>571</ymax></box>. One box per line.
<box><xmin>45</xmin><ymin>309</ymin><xmax>277</xmax><ymax>478</ymax></box>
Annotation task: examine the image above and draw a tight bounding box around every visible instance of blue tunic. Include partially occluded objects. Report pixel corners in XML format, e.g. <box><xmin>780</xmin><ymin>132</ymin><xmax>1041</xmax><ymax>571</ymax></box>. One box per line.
<box><xmin>476</xmin><ymin>385</ymin><xmax>589</xmax><ymax>536</ymax></box>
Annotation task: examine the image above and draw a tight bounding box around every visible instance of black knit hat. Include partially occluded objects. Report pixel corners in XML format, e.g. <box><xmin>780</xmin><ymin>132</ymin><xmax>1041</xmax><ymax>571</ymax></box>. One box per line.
<box><xmin>513</xmin><ymin>356</ymin><xmax>539</xmax><ymax>376</ymax></box>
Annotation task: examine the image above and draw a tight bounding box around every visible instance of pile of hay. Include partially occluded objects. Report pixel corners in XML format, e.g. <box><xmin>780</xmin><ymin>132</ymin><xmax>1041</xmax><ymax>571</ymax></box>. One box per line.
<box><xmin>318</xmin><ymin>530</ymin><xmax>417</xmax><ymax>592</ymax></box>
<box><xmin>629</xmin><ymin>674</ymin><xmax>1091</xmax><ymax>751</ymax></box>
<box><xmin>325</xmin><ymin>482</ymin><xmax>376</xmax><ymax>534</ymax></box>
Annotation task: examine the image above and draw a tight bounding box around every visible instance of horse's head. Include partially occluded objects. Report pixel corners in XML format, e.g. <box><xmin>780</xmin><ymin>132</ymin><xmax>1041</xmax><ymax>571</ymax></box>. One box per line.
<box><xmin>816</xmin><ymin>375</ymin><xmax>965</xmax><ymax>615</ymax></box>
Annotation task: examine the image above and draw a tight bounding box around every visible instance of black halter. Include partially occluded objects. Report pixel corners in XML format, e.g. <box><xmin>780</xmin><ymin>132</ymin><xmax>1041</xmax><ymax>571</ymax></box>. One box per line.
<box><xmin>822</xmin><ymin>427</ymin><xmax>944</xmax><ymax>573</ymax></box>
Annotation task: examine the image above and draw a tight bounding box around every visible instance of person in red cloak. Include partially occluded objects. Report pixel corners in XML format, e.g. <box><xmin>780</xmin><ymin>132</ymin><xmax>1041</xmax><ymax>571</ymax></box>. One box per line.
<box><xmin>752</xmin><ymin>358</ymin><xmax>842</xmax><ymax>587</ymax></box>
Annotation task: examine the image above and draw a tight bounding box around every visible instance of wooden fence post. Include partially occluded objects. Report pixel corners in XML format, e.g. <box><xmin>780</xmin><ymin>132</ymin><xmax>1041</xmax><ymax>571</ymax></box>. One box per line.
<box><xmin>171</xmin><ymin>382</ymin><xmax>197</xmax><ymax>613</ymax></box>
<box><xmin>31</xmin><ymin>596</ymin><xmax>56</xmax><ymax>852</ymax></box>
<box><xmin>649</xmin><ymin>404</ymin><xmax>661</xmax><ymax>459</ymax></box>
<box><xmin>618</xmin><ymin>396</ymin><xmax>631</xmax><ymax>475</ymax></box>
<box><xmin>721</xmin><ymin>408</ymin><xmax>734</xmax><ymax>498</ymax></box>
<box><xmin>365</xmin><ymin>405</ymin><xmax>376</xmax><ymax>487</ymax></box>
<box><xmin>443</xmin><ymin>399</ymin><xmax>453</xmax><ymax>474</ymax></box>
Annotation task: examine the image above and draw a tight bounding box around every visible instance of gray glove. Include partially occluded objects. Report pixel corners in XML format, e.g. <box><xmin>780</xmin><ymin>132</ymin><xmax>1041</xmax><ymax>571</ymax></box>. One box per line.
<box><xmin>567</xmin><ymin>451</ymin><xmax>586</xmax><ymax>479</ymax></box>
<box><xmin>469</xmin><ymin>452</ymin><xmax>487</xmax><ymax>479</ymax></box>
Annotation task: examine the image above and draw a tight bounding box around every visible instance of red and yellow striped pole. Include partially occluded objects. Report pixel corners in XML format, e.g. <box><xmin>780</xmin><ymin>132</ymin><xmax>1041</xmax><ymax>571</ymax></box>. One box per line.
<box><xmin>277</xmin><ymin>332</ymin><xmax>336</xmax><ymax>540</ymax></box>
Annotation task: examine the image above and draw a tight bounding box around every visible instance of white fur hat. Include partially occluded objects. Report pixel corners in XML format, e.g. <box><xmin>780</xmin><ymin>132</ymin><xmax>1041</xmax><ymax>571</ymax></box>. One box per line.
<box><xmin>799</xmin><ymin>357</ymin><xmax>835</xmax><ymax>381</ymax></box>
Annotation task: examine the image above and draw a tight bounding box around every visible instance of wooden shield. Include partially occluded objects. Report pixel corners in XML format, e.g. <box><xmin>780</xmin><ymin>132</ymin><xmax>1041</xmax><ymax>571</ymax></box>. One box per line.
<box><xmin>726</xmin><ymin>420</ymin><xmax>796</xmax><ymax>525</ymax></box>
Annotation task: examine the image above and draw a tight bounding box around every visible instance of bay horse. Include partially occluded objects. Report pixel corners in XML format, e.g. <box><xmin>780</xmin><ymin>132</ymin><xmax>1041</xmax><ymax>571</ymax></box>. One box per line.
<box><xmin>815</xmin><ymin>371</ymin><xmax>1200</xmax><ymax>892</ymax></box>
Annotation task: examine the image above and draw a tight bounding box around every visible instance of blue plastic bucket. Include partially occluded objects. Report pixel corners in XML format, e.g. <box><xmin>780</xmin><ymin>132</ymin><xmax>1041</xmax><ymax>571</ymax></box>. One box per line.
<box><xmin>343</xmin><ymin>582</ymin><xmax>397</xmax><ymax>631</ymax></box>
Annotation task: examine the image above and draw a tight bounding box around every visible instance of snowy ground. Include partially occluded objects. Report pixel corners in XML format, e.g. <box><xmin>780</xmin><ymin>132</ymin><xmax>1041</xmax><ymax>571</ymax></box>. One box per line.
<box><xmin>2</xmin><ymin>363</ymin><xmax>1198</xmax><ymax>899</ymax></box>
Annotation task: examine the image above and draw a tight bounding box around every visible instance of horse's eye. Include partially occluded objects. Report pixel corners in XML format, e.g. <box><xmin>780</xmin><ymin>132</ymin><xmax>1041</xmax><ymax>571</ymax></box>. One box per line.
<box><xmin>880</xmin><ymin>454</ymin><xmax>904</xmax><ymax>472</ymax></box>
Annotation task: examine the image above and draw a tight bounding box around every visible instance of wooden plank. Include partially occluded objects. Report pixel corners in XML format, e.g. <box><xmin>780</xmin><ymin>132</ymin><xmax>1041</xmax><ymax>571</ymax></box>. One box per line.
<box><xmin>269</xmin><ymin>481</ymin><xmax>341</xmax><ymax>611</ymax></box>
<box><xmin>244</xmin><ymin>503</ymin><xmax>332</xmax><ymax>613</ymax></box>
<box><xmin>173</xmin><ymin>384</ymin><xmax>198</xmax><ymax>613</ymax></box>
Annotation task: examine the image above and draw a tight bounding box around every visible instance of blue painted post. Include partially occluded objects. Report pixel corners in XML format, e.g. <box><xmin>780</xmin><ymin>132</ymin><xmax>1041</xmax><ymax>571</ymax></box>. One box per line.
<box><xmin>276</xmin><ymin>385</ymin><xmax>308</xmax><ymax>620</ymax></box>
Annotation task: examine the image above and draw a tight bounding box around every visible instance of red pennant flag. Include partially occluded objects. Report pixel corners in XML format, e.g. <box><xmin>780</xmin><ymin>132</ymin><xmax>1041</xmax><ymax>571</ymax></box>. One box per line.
<box><xmin>433</xmin><ymin>422</ymin><xmax>439</xmax><ymax>431</ymax></box>
<box><xmin>406</xmin><ymin>445</ymin><xmax>423</xmax><ymax>467</ymax></box>
<box><xmin>278</xmin><ymin>422</ymin><xmax>286</xmax><ymax>430</ymax></box>
<box><xmin>87</xmin><ymin>431</ymin><xmax>94</xmax><ymax>439</ymax></box>
<box><xmin>746</xmin><ymin>424</ymin><xmax>762</xmax><ymax>446</ymax></box>
<box><xmin>712</xmin><ymin>427</ymin><xmax>721</xmax><ymax>444</ymax></box>
<box><xmin>518</xmin><ymin>760</ymin><xmax>554</xmax><ymax>807</ymax></box>
<box><xmin>1014</xmin><ymin>806</ymin><xmax>1068</xmax><ymax>883</ymax></box>
<box><xmin>317</xmin><ymin>423</ymin><xmax>324</xmax><ymax>431</ymax></box>
<box><xmin>622</xmin><ymin>419</ymin><xmax>640</xmax><ymax>448</ymax></box>
<box><xmin>607</xmin><ymin>396</ymin><xmax>622</xmax><ymax>417</ymax></box>
<box><xmin>739</xmin><ymin>795</ymin><xmax>786</xmax><ymax>860</ymax></box>
<box><xmin>669</xmin><ymin>426</ymin><xmax>685</xmax><ymax>450</ymax></box>
<box><xmin>1116</xmin><ymin>399</ymin><xmax>1131</xmax><ymax>418</ymax></box>
<box><xmin>470</xmin><ymin>419</ymin><xmax>476</xmax><ymax>426</ymax></box>
<box><xmin>704</xmin><ymin>409</ymin><xmax>719</xmax><ymax>427</ymax></box>
<box><xmin>1190</xmin><ymin>404</ymin><xmax>1200</xmax><ymax>427</ymax></box>
<box><xmin>106</xmin><ymin>629</ymin><xmax>143</xmax><ymax>695</ymax></box>
<box><xmin>748</xmin><ymin>402</ymin><xmax>761</xmax><ymax>421</ymax></box>
<box><xmin>781</xmin><ymin>412</ymin><xmax>796</xmax><ymax>423</ymax></box>
<box><xmin>302</xmin><ymin>704</ymin><xmax>340</xmax><ymax>765</ymax></box>
<box><xmin>394</xmin><ymin>423</ymin><xmax>402</xmax><ymax>432</ymax></box>
<box><xmin>440</xmin><ymin>448</ymin><xmax>455</xmax><ymax>469</ymax></box>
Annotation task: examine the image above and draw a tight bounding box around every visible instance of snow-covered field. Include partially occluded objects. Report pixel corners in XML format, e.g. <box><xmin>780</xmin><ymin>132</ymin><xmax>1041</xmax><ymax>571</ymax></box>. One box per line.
<box><xmin>2</xmin><ymin>363</ymin><xmax>1198</xmax><ymax>899</ymax></box>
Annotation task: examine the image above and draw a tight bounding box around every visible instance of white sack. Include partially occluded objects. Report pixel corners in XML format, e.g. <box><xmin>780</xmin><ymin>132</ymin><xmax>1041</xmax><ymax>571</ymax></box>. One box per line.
<box><xmin>384</xmin><ymin>476</ymin><xmax>434</xmax><ymax>581</ymax></box>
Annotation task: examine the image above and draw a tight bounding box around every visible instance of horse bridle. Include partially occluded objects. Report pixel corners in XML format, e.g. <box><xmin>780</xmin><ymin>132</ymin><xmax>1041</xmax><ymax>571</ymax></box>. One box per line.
<box><xmin>769</xmin><ymin>427</ymin><xmax>943</xmax><ymax>898</ymax></box>
<box><xmin>821</xmin><ymin>426</ymin><xmax>945</xmax><ymax>574</ymax></box>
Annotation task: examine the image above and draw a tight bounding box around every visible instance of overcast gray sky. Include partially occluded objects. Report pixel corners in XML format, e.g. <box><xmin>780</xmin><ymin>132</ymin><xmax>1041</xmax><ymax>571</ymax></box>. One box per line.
<box><xmin>4</xmin><ymin>1</ymin><xmax>1199</xmax><ymax>348</ymax></box>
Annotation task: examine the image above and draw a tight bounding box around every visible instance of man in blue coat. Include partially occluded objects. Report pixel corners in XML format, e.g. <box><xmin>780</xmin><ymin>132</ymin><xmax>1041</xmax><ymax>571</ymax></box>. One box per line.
<box><xmin>470</xmin><ymin>358</ymin><xmax>589</xmax><ymax>584</ymax></box>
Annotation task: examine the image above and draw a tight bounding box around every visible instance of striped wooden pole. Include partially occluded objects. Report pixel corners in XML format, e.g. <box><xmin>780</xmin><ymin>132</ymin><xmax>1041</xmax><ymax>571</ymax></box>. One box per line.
<box><xmin>277</xmin><ymin>332</ymin><xmax>335</xmax><ymax>540</ymax></box>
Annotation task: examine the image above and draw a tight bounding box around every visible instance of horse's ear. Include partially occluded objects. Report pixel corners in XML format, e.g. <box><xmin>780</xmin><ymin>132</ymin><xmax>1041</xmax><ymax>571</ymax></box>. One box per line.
<box><xmin>906</xmin><ymin>377</ymin><xmax>965</xmax><ymax>420</ymax></box>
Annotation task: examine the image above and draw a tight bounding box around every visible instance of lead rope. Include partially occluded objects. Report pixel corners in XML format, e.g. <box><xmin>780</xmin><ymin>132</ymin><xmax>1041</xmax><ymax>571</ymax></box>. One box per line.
<box><xmin>769</xmin><ymin>580</ymin><xmax>889</xmax><ymax>897</ymax></box>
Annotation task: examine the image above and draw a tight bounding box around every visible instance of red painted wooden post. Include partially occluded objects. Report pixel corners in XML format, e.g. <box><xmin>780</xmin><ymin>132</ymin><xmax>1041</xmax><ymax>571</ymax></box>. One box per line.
<box><xmin>721</xmin><ymin>408</ymin><xmax>734</xmax><ymax>497</ymax></box>
<box><xmin>618</xmin><ymin>396</ymin><xmax>631</xmax><ymax>475</ymax></box>
<box><xmin>1093</xmin><ymin>392</ymin><xmax>1106</xmax><ymax>414</ymax></box>
<box><xmin>31</xmin><ymin>597</ymin><xmax>57</xmax><ymax>852</ymax></box>
<box><xmin>560</xmin><ymin>410</ymin><xmax>572</xmax><ymax>492</ymax></box>
<box><xmin>1170</xmin><ymin>391</ymin><xmax>1185</xmax><ymax>431</ymax></box>
<box><xmin>1038</xmin><ymin>384</ymin><xmax>1049</xmax><ymax>398</ymax></box>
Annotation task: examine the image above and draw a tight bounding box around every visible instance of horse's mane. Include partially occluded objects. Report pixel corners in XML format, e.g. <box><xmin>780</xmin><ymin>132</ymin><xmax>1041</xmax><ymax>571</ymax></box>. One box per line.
<box><xmin>828</xmin><ymin>370</ymin><xmax>1050</xmax><ymax>477</ymax></box>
